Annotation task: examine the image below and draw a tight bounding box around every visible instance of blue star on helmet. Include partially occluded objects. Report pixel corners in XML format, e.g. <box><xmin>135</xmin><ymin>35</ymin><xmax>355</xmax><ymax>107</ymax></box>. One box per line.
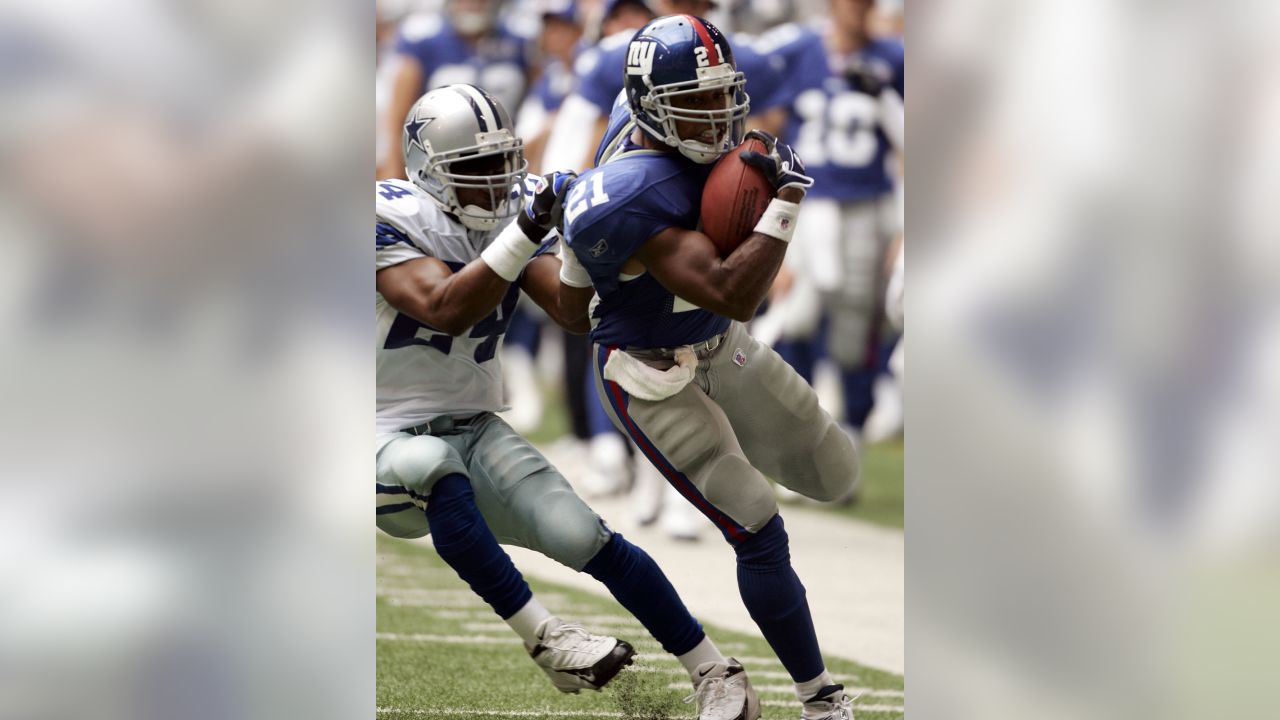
<box><xmin>405</xmin><ymin>114</ymin><xmax>436</xmax><ymax>152</ymax></box>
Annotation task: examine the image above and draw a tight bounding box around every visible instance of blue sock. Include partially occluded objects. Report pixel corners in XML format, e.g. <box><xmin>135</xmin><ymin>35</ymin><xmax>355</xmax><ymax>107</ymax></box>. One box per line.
<box><xmin>735</xmin><ymin>515</ymin><xmax>824</xmax><ymax>682</ymax></box>
<box><xmin>583</xmin><ymin>533</ymin><xmax>705</xmax><ymax>656</ymax></box>
<box><xmin>425</xmin><ymin>474</ymin><xmax>532</xmax><ymax>619</ymax></box>
<box><xmin>840</xmin><ymin>366</ymin><xmax>877</xmax><ymax>430</ymax></box>
<box><xmin>774</xmin><ymin>337</ymin><xmax>816</xmax><ymax>384</ymax></box>
<box><xmin>585</xmin><ymin>368</ymin><xmax>616</xmax><ymax>436</ymax></box>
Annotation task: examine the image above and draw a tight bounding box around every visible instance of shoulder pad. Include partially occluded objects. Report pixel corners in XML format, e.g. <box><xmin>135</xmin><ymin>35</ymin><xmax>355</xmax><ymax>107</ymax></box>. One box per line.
<box><xmin>375</xmin><ymin>180</ymin><xmax>448</xmax><ymax>247</ymax></box>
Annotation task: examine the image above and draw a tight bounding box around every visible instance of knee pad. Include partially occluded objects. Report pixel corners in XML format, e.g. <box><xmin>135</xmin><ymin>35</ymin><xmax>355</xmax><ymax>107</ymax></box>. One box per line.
<box><xmin>805</xmin><ymin>422</ymin><xmax>860</xmax><ymax>502</ymax></box>
<box><xmin>527</xmin><ymin>487</ymin><xmax>610</xmax><ymax>570</ymax></box>
<box><xmin>377</xmin><ymin>434</ymin><xmax>467</xmax><ymax>496</ymax></box>
<box><xmin>699</xmin><ymin>452</ymin><xmax>778</xmax><ymax>534</ymax></box>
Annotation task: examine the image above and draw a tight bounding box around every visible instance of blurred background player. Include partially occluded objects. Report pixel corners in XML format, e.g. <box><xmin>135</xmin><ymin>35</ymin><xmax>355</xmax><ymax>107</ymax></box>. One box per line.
<box><xmin>377</xmin><ymin>0</ymin><xmax>534</xmax><ymax>180</ymax></box>
<box><xmin>376</xmin><ymin>84</ymin><xmax>759</xmax><ymax>716</ymax></box>
<box><xmin>752</xmin><ymin>0</ymin><xmax>904</xmax><ymax>478</ymax></box>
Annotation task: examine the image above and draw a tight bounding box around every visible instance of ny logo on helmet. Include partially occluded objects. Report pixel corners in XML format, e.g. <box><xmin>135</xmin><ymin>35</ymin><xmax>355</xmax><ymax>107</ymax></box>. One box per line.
<box><xmin>626</xmin><ymin>41</ymin><xmax>656</xmax><ymax>76</ymax></box>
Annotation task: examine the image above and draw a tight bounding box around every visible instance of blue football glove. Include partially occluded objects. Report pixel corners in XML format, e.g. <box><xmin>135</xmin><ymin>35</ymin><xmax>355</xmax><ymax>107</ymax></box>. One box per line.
<box><xmin>738</xmin><ymin>130</ymin><xmax>814</xmax><ymax>193</ymax></box>
<box><xmin>517</xmin><ymin>170</ymin><xmax>577</xmax><ymax>241</ymax></box>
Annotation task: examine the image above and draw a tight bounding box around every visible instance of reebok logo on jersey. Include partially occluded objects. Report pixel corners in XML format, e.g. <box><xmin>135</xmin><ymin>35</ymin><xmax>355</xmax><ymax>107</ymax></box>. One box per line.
<box><xmin>626</xmin><ymin>41</ymin><xmax>656</xmax><ymax>76</ymax></box>
<box><xmin>590</xmin><ymin>238</ymin><xmax>609</xmax><ymax>257</ymax></box>
<box><xmin>733</xmin><ymin>348</ymin><xmax>747</xmax><ymax>367</ymax></box>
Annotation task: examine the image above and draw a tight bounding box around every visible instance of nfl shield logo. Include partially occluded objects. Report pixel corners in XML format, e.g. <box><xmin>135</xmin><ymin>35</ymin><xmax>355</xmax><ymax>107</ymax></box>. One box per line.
<box><xmin>732</xmin><ymin>348</ymin><xmax>747</xmax><ymax>367</ymax></box>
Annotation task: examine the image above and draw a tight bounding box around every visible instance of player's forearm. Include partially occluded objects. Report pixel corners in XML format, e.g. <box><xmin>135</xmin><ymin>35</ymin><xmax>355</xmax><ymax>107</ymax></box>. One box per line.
<box><xmin>711</xmin><ymin>234</ymin><xmax>789</xmax><ymax>322</ymax></box>
<box><xmin>404</xmin><ymin>263</ymin><xmax>512</xmax><ymax>336</ymax></box>
<box><xmin>520</xmin><ymin>255</ymin><xmax>592</xmax><ymax>334</ymax></box>
<box><xmin>552</xmin><ymin>283</ymin><xmax>594</xmax><ymax>334</ymax></box>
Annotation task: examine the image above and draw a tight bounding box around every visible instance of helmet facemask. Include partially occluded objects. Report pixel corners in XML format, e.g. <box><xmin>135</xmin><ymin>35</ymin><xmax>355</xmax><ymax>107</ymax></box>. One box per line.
<box><xmin>418</xmin><ymin>131</ymin><xmax>528</xmax><ymax>231</ymax></box>
<box><xmin>635</xmin><ymin>64</ymin><xmax>750</xmax><ymax>164</ymax></box>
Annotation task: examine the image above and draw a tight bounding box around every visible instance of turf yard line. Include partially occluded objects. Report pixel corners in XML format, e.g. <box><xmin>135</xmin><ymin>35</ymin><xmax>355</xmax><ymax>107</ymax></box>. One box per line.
<box><xmin>377</xmin><ymin>534</ymin><xmax>904</xmax><ymax>719</ymax></box>
<box><xmin>760</xmin><ymin>699</ymin><xmax>905</xmax><ymax>713</ymax></box>
<box><xmin>461</xmin><ymin>621</ymin><xmax>648</xmax><ymax>634</ymax></box>
<box><xmin>376</xmin><ymin>632</ymin><xmax>520</xmax><ymax>644</ymax></box>
<box><xmin>378</xmin><ymin>708</ymin><xmax>624</xmax><ymax>717</ymax></box>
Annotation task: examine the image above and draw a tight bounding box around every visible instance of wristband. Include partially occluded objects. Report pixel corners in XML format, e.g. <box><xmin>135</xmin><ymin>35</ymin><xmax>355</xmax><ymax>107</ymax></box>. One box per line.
<box><xmin>480</xmin><ymin>221</ymin><xmax>540</xmax><ymax>282</ymax></box>
<box><xmin>558</xmin><ymin>240</ymin><xmax>593</xmax><ymax>288</ymax></box>
<box><xmin>753</xmin><ymin>198</ymin><xmax>801</xmax><ymax>243</ymax></box>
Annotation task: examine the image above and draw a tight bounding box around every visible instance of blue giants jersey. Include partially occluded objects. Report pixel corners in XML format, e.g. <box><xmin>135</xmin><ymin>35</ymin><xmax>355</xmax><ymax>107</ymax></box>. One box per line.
<box><xmin>563</xmin><ymin>107</ymin><xmax>727</xmax><ymax>349</ymax></box>
<box><xmin>770</xmin><ymin>26</ymin><xmax>904</xmax><ymax>202</ymax></box>
<box><xmin>394</xmin><ymin>14</ymin><xmax>531</xmax><ymax>120</ymax></box>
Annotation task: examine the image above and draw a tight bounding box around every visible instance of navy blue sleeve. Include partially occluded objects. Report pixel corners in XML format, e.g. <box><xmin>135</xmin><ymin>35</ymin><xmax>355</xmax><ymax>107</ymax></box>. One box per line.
<box><xmin>394</xmin><ymin>29</ymin><xmax>434</xmax><ymax>72</ymax></box>
<box><xmin>765</xmin><ymin>32</ymin><xmax>827</xmax><ymax>111</ymax></box>
<box><xmin>576</xmin><ymin>44</ymin><xmax>627</xmax><ymax>114</ymax></box>
<box><xmin>564</xmin><ymin>168</ymin><xmax>676</xmax><ymax>296</ymax></box>
<box><xmin>735</xmin><ymin>42</ymin><xmax>787</xmax><ymax>113</ymax></box>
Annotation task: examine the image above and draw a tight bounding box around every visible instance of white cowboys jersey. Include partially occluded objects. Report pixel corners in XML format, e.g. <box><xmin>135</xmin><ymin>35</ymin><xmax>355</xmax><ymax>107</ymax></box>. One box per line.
<box><xmin>375</xmin><ymin>178</ymin><xmax>522</xmax><ymax>436</ymax></box>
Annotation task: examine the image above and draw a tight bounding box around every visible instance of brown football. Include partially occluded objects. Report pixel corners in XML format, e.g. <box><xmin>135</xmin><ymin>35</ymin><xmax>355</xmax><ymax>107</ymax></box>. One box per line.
<box><xmin>699</xmin><ymin>137</ymin><xmax>774</xmax><ymax>257</ymax></box>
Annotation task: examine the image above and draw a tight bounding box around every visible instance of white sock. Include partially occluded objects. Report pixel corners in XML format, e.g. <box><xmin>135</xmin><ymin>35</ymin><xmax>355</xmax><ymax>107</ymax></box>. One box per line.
<box><xmin>505</xmin><ymin>597</ymin><xmax>554</xmax><ymax>646</ymax></box>
<box><xmin>676</xmin><ymin>635</ymin><xmax>727</xmax><ymax>682</ymax></box>
<box><xmin>795</xmin><ymin>669</ymin><xmax>835</xmax><ymax>702</ymax></box>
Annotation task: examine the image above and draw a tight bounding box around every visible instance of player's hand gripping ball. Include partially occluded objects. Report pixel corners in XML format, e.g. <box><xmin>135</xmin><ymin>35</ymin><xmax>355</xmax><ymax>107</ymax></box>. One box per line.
<box><xmin>699</xmin><ymin>135</ymin><xmax>774</xmax><ymax>257</ymax></box>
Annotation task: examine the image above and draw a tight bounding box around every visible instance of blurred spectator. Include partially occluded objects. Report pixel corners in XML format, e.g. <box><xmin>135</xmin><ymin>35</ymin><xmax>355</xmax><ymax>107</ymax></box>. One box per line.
<box><xmin>377</xmin><ymin>0</ymin><xmax>534</xmax><ymax>179</ymax></box>
<box><xmin>753</xmin><ymin>0</ymin><xmax>904</xmax><ymax>459</ymax></box>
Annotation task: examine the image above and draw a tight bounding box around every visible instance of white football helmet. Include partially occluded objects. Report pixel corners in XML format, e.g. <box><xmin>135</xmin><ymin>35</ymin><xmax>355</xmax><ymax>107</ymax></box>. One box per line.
<box><xmin>403</xmin><ymin>84</ymin><xmax>528</xmax><ymax>231</ymax></box>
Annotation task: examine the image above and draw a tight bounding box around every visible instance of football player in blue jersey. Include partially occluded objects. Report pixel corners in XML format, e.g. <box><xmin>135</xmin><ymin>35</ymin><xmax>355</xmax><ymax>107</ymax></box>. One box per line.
<box><xmin>377</xmin><ymin>84</ymin><xmax>758</xmax><ymax>717</ymax></box>
<box><xmin>378</xmin><ymin>0</ymin><xmax>535</xmax><ymax>179</ymax></box>
<box><xmin>755</xmin><ymin>0</ymin><xmax>904</xmax><ymax>446</ymax></box>
<box><xmin>560</xmin><ymin>16</ymin><xmax>862</xmax><ymax>720</ymax></box>
<box><xmin>544</xmin><ymin>0</ymin><xmax>787</xmax><ymax>173</ymax></box>
<box><xmin>513</xmin><ymin>0</ymin><xmax>585</xmax><ymax>172</ymax></box>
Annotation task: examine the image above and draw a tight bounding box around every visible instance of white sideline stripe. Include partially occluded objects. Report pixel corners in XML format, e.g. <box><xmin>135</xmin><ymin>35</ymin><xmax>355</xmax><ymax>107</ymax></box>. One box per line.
<box><xmin>663</xmin><ymin>681</ymin><xmax>903</xmax><ymax>698</ymax></box>
<box><xmin>461</xmin><ymin>621</ymin><xmax>646</xmax><ymax>634</ymax></box>
<box><xmin>378</xmin><ymin>703</ymin><xmax>904</xmax><ymax>716</ymax></box>
<box><xmin>636</xmin><ymin>652</ymin><xmax>789</xmax><ymax>669</ymax></box>
<box><xmin>760</xmin><ymin>700</ymin><xmax>904</xmax><ymax>712</ymax></box>
<box><xmin>378</xmin><ymin>708</ymin><xmax>622</xmax><ymax>718</ymax></box>
<box><xmin>626</xmin><ymin>665</ymin><xmax>799</xmax><ymax>682</ymax></box>
<box><xmin>752</xmin><ymin>684</ymin><xmax>903</xmax><ymax>699</ymax></box>
<box><xmin>376</xmin><ymin>632</ymin><xmax>519</xmax><ymax>645</ymax></box>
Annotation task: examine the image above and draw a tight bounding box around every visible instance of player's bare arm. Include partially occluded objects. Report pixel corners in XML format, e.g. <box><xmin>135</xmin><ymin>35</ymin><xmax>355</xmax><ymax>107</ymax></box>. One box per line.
<box><xmin>377</xmin><ymin>255</ymin><xmax>513</xmax><ymax>336</ymax></box>
<box><xmin>518</xmin><ymin>254</ymin><xmax>593</xmax><ymax>334</ymax></box>
<box><xmin>636</xmin><ymin>200</ymin><xmax>798</xmax><ymax>322</ymax></box>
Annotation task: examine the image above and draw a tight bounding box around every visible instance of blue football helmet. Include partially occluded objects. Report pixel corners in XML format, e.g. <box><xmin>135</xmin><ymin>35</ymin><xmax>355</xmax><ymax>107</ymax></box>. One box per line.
<box><xmin>623</xmin><ymin>15</ymin><xmax>750</xmax><ymax>164</ymax></box>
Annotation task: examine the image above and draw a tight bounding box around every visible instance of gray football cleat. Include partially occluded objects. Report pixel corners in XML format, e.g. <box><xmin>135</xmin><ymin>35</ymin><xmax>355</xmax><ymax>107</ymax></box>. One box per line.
<box><xmin>684</xmin><ymin>658</ymin><xmax>762</xmax><ymax>720</ymax></box>
<box><xmin>527</xmin><ymin>618</ymin><xmax>635</xmax><ymax>693</ymax></box>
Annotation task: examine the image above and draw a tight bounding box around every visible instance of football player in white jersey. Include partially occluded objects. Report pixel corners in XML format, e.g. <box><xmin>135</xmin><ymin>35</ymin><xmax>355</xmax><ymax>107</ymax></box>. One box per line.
<box><xmin>376</xmin><ymin>84</ymin><xmax>759</xmax><ymax>718</ymax></box>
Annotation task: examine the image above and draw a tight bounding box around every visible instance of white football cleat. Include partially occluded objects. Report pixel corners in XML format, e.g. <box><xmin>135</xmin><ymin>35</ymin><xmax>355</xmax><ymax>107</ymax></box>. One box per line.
<box><xmin>631</xmin><ymin>454</ymin><xmax>666</xmax><ymax>526</ymax></box>
<box><xmin>527</xmin><ymin>618</ymin><xmax>635</xmax><ymax>693</ymax></box>
<box><xmin>582</xmin><ymin>433</ymin><xmax>630</xmax><ymax>497</ymax></box>
<box><xmin>684</xmin><ymin>658</ymin><xmax>762</xmax><ymax>720</ymax></box>
<box><xmin>800</xmin><ymin>684</ymin><xmax>855</xmax><ymax>720</ymax></box>
<box><xmin>660</xmin><ymin>484</ymin><xmax>703</xmax><ymax>542</ymax></box>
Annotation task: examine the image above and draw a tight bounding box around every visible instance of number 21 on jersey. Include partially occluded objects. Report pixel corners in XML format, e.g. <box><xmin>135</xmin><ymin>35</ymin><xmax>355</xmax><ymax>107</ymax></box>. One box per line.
<box><xmin>564</xmin><ymin>174</ymin><xmax>610</xmax><ymax>225</ymax></box>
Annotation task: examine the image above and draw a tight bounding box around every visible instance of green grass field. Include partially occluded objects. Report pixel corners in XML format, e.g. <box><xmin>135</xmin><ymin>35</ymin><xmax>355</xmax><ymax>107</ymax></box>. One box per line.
<box><xmin>377</xmin><ymin>533</ymin><xmax>905</xmax><ymax>720</ymax></box>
